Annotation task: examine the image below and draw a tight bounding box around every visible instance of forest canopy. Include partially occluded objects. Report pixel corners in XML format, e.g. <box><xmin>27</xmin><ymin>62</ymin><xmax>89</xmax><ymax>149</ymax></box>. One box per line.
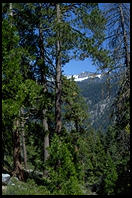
<box><xmin>2</xmin><ymin>3</ymin><xmax>130</xmax><ymax>195</ymax></box>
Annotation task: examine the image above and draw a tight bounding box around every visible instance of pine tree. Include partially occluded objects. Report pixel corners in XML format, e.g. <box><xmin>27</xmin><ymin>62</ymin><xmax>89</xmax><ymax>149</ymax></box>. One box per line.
<box><xmin>62</xmin><ymin>76</ymin><xmax>88</xmax><ymax>133</ymax></box>
<box><xmin>2</xmin><ymin>12</ymin><xmax>24</xmax><ymax>180</ymax></box>
<box><xmin>98</xmin><ymin>5</ymin><xmax>130</xmax><ymax>194</ymax></box>
<box><xmin>104</xmin><ymin>3</ymin><xmax>130</xmax><ymax>71</ymax></box>
<box><xmin>2</xmin><ymin>3</ymin><xmax>44</xmax><ymax>179</ymax></box>
<box><xmin>2</xmin><ymin>4</ymin><xmax>118</xmax><ymax>193</ymax></box>
<box><xmin>9</xmin><ymin>3</ymin><xmax>55</xmax><ymax>176</ymax></box>
<box><xmin>53</xmin><ymin>3</ymin><xmax>110</xmax><ymax>134</ymax></box>
<box><xmin>102</xmin><ymin>3</ymin><xmax>130</xmax><ymax>127</ymax></box>
<box><xmin>20</xmin><ymin>107</ymin><xmax>28</xmax><ymax>170</ymax></box>
<box><xmin>45</xmin><ymin>134</ymin><xmax>83</xmax><ymax>195</ymax></box>
<box><xmin>55</xmin><ymin>3</ymin><xmax>62</xmax><ymax>134</ymax></box>
<box><xmin>37</xmin><ymin>3</ymin><xmax>50</xmax><ymax>177</ymax></box>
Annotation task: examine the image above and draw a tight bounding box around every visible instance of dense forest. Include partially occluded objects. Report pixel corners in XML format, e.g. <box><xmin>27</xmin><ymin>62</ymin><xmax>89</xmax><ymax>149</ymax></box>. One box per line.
<box><xmin>2</xmin><ymin>3</ymin><xmax>130</xmax><ymax>195</ymax></box>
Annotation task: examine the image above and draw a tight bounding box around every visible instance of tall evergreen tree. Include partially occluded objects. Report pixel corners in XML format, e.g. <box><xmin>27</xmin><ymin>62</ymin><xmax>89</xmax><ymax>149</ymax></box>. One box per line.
<box><xmin>52</xmin><ymin>3</ymin><xmax>110</xmax><ymax>134</ymax></box>
<box><xmin>102</xmin><ymin>3</ymin><xmax>130</xmax><ymax>124</ymax></box>
<box><xmin>2</xmin><ymin>9</ymin><xmax>24</xmax><ymax>179</ymax></box>
<box><xmin>3</xmin><ymin>3</ymin><xmax>125</xmax><ymax>194</ymax></box>
<box><xmin>37</xmin><ymin>3</ymin><xmax>50</xmax><ymax>176</ymax></box>
<box><xmin>8</xmin><ymin>3</ymin><xmax>55</xmax><ymax>176</ymax></box>
<box><xmin>62</xmin><ymin>76</ymin><xmax>88</xmax><ymax>133</ymax></box>
<box><xmin>20</xmin><ymin>107</ymin><xmax>28</xmax><ymax>170</ymax></box>
<box><xmin>2</xmin><ymin>3</ymin><xmax>44</xmax><ymax>179</ymax></box>
<box><xmin>100</xmin><ymin>4</ymin><xmax>130</xmax><ymax>190</ymax></box>
<box><xmin>55</xmin><ymin>3</ymin><xmax>62</xmax><ymax>134</ymax></box>
<box><xmin>104</xmin><ymin>3</ymin><xmax>130</xmax><ymax>71</ymax></box>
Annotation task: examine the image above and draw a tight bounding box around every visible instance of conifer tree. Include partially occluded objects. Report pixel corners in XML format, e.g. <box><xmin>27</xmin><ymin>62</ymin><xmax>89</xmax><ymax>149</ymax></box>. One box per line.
<box><xmin>37</xmin><ymin>3</ymin><xmax>50</xmax><ymax>176</ymax></box>
<box><xmin>55</xmin><ymin>3</ymin><xmax>62</xmax><ymax>134</ymax></box>
<box><xmin>102</xmin><ymin>3</ymin><xmax>130</xmax><ymax>123</ymax></box>
<box><xmin>2</xmin><ymin>3</ymin><xmax>120</xmax><ymax>193</ymax></box>
<box><xmin>20</xmin><ymin>107</ymin><xmax>28</xmax><ymax>170</ymax></box>
<box><xmin>62</xmin><ymin>76</ymin><xmax>88</xmax><ymax>133</ymax></box>
<box><xmin>8</xmin><ymin>3</ymin><xmax>55</xmax><ymax>176</ymax></box>
<box><xmin>53</xmin><ymin>3</ymin><xmax>110</xmax><ymax>134</ymax></box>
<box><xmin>102</xmin><ymin>6</ymin><xmax>130</xmax><ymax>191</ymax></box>
<box><xmin>2</xmin><ymin>3</ymin><xmax>44</xmax><ymax>179</ymax></box>
<box><xmin>2</xmin><ymin>9</ymin><xmax>24</xmax><ymax>179</ymax></box>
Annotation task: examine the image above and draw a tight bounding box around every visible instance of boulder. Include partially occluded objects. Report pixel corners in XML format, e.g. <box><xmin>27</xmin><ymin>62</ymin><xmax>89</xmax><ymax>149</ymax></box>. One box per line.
<box><xmin>2</xmin><ymin>174</ymin><xmax>10</xmax><ymax>185</ymax></box>
<box><xmin>8</xmin><ymin>177</ymin><xmax>18</xmax><ymax>186</ymax></box>
<box><xmin>2</xmin><ymin>185</ymin><xmax>7</xmax><ymax>191</ymax></box>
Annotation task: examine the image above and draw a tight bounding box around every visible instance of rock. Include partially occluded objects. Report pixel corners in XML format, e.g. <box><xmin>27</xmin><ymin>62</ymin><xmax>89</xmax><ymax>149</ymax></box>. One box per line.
<box><xmin>2</xmin><ymin>185</ymin><xmax>7</xmax><ymax>191</ymax></box>
<box><xmin>8</xmin><ymin>176</ymin><xmax>19</xmax><ymax>186</ymax></box>
<box><xmin>24</xmin><ymin>169</ymin><xmax>33</xmax><ymax>173</ymax></box>
<box><xmin>2</xmin><ymin>174</ymin><xmax>10</xmax><ymax>185</ymax></box>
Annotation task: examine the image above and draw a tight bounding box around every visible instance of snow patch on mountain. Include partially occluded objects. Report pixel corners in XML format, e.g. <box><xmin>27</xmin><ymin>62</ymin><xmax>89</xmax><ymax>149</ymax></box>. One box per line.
<box><xmin>66</xmin><ymin>72</ymin><xmax>102</xmax><ymax>82</ymax></box>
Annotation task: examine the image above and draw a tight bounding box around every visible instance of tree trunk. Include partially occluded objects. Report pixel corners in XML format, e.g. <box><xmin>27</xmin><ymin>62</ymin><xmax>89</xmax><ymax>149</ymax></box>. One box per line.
<box><xmin>42</xmin><ymin>109</ymin><xmax>49</xmax><ymax>177</ymax></box>
<box><xmin>20</xmin><ymin>107</ymin><xmax>28</xmax><ymax>170</ymax></box>
<box><xmin>118</xmin><ymin>3</ymin><xmax>130</xmax><ymax>95</ymax></box>
<box><xmin>55</xmin><ymin>3</ymin><xmax>62</xmax><ymax>134</ymax></box>
<box><xmin>9</xmin><ymin>3</ymin><xmax>24</xmax><ymax>181</ymax></box>
<box><xmin>119</xmin><ymin>3</ymin><xmax>130</xmax><ymax>68</ymax></box>
<box><xmin>9</xmin><ymin>3</ymin><xmax>13</xmax><ymax>27</ymax></box>
<box><xmin>9</xmin><ymin>3</ymin><xmax>13</xmax><ymax>17</ymax></box>
<box><xmin>38</xmin><ymin>4</ymin><xmax>50</xmax><ymax>176</ymax></box>
<box><xmin>12</xmin><ymin>119</ymin><xmax>24</xmax><ymax>181</ymax></box>
<box><xmin>21</xmin><ymin>129</ymin><xmax>27</xmax><ymax>170</ymax></box>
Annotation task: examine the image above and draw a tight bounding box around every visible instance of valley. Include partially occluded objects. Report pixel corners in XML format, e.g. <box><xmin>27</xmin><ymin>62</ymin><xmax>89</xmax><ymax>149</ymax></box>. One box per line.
<box><xmin>67</xmin><ymin>71</ymin><xmax>119</xmax><ymax>131</ymax></box>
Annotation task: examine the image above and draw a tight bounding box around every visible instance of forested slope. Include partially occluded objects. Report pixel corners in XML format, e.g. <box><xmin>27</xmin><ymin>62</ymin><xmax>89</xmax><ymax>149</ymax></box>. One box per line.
<box><xmin>2</xmin><ymin>3</ymin><xmax>130</xmax><ymax>195</ymax></box>
<box><xmin>77</xmin><ymin>72</ymin><xmax>119</xmax><ymax>131</ymax></box>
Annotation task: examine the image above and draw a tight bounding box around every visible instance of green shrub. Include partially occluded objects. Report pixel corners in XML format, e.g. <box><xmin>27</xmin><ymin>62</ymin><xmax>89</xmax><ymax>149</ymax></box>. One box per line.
<box><xmin>45</xmin><ymin>134</ymin><xmax>83</xmax><ymax>195</ymax></box>
<box><xmin>103</xmin><ymin>153</ymin><xmax>118</xmax><ymax>195</ymax></box>
<box><xmin>2</xmin><ymin>177</ymin><xmax>50</xmax><ymax>195</ymax></box>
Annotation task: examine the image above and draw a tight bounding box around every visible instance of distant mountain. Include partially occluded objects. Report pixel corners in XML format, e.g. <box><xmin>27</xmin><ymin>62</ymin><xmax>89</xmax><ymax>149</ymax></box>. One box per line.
<box><xmin>67</xmin><ymin>71</ymin><xmax>102</xmax><ymax>82</ymax></box>
<box><xmin>67</xmin><ymin>71</ymin><xmax>119</xmax><ymax>131</ymax></box>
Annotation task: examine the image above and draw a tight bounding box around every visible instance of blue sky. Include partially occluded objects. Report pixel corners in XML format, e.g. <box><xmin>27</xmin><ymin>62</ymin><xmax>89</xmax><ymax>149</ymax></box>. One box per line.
<box><xmin>63</xmin><ymin>3</ymin><xmax>130</xmax><ymax>76</ymax></box>
<box><xmin>62</xmin><ymin>3</ymin><xmax>105</xmax><ymax>76</ymax></box>
<box><xmin>63</xmin><ymin>58</ymin><xmax>97</xmax><ymax>75</ymax></box>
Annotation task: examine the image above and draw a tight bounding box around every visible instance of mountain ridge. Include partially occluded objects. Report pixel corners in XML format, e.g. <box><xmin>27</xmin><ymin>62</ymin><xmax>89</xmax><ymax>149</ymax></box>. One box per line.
<box><xmin>66</xmin><ymin>71</ymin><xmax>102</xmax><ymax>82</ymax></box>
<box><xmin>69</xmin><ymin>71</ymin><xmax>118</xmax><ymax>131</ymax></box>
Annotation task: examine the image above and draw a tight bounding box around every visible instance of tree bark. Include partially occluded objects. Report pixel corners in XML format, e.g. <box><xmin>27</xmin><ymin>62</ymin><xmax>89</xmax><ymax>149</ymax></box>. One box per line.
<box><xmin>12</xmin><ymin>119</ymin><xmax>24</xmax><ymax>181</ymax></box>
<box><xmin>42</xmin><ymin>109</ymin><xmax>49</xmax><ymax>177</ymax></box>
<box><xmin>20</xmin><ymin>107</ymin><xmax>28</xmax><ymax>170</ymax></box>
<box><xmin>38</xmin><ymin>4</ymin><xmax>50</xmax><ymax>177</ymax></box>
<box><xmin>22</xmin><ymin>129</ymin><xmax>27</xmax><ymax>170</ymax></box>
<box><xmin>9</xmin><ymin>5</ymin><xmax>24</xmax><ymax>180</ymax></box>
<box><xmin>9</xmin><ymin>3</ymin><xmax>13</xmax><ymax>17</ymax></box>
<box><xmin>55</xmin><ymin>3</ymin><xmax>62</xmax><ymax>134</ymax></box>
<box><xmin>119</xmin><ymin>3</ymin><xmax>130</xmax><ymax>68</ymax></box>
<box><xmin>118</xmin><ymin>3</ymin><xmax>130</xmax><ymax>97</ymax></box>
